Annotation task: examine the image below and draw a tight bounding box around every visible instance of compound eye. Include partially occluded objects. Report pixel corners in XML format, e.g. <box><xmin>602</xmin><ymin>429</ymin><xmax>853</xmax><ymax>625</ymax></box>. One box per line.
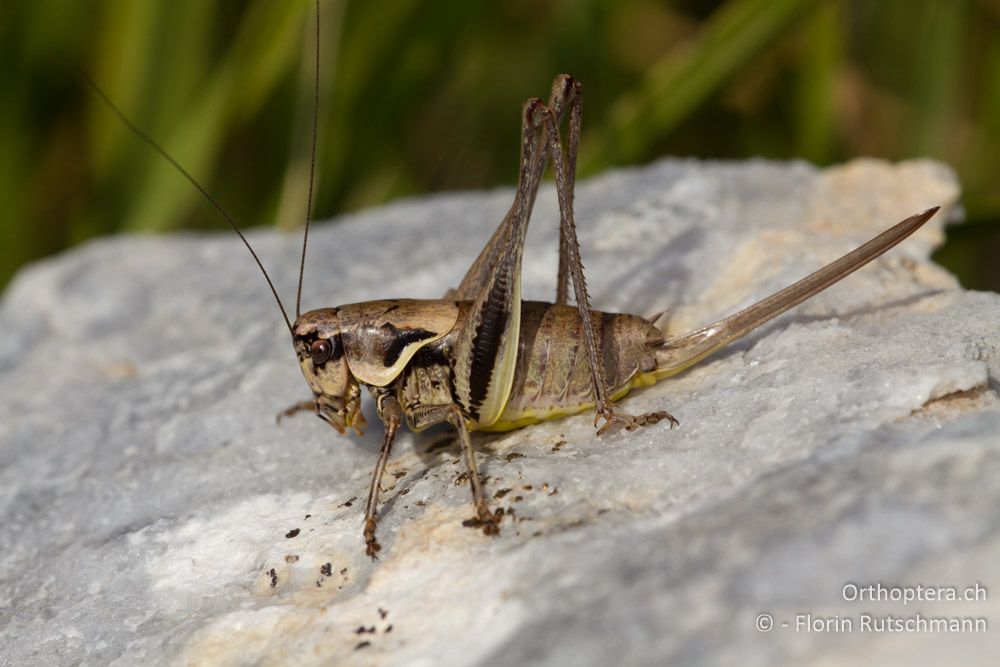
<box><xmin>310</xmin><ymin>339</ymin><xmax>333</xmax><ymax>366</ymax></box>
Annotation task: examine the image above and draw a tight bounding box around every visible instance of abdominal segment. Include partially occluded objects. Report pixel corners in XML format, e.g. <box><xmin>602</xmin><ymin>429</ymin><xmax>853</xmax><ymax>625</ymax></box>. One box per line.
<box><xmin>485</xmin><ymin>302</ymin><xmax>660</xmax><ymax>431</ymax></box>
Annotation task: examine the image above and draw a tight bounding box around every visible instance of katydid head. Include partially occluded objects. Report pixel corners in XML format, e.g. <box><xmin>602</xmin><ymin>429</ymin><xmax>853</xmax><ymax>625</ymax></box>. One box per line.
<box><xmin>292</xmin><ymin>309</ymin><xmax>365</xmax><ymax>435</ymax></box>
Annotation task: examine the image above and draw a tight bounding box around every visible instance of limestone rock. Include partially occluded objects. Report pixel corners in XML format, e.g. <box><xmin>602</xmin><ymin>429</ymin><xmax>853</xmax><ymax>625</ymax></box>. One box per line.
<box><xmin>1</xmin><ymin>158</ymin><xmax>998</xmax><ymax>665</ymax></box>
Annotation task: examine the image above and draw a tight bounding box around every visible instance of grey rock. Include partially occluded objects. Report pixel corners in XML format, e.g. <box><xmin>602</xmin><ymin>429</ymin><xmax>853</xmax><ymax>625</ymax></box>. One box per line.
<box><xmin>1</xmin><ymin>158</ymin><xmax>998</xmax><ymax>666</ymax></box>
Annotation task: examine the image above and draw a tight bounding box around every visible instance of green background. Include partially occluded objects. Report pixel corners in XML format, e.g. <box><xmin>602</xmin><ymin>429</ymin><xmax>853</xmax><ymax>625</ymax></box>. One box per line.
<box><xmin>2</xmin><ymin>0</ymin><xmax>999</xmax><ymax>291</ymax></box>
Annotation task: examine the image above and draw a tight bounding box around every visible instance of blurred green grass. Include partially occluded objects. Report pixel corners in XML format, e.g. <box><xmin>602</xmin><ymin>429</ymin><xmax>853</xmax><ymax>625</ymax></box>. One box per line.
<box><xmin>2</xmin><ymin>0</ymin><xmax>998</xmax><ymax>291</ymax></box>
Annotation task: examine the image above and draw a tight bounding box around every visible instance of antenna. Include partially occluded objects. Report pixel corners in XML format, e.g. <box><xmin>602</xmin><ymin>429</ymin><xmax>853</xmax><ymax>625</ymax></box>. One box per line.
<box><xmin>296</xmin><ymin>0</ymin><xmax>321</xmax><ymax>319</ymax></box>
<box><xmin>59</xmin><ymin>53</ymin><xmax>295</xmax><ymax>335</ymax></box>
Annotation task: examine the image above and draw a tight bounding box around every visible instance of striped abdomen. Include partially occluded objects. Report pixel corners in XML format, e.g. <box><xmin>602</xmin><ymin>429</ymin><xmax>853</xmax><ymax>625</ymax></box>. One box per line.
<box><xmin>484</xmin><ymin>301</ymin><xmax>660</xmax><ymax>431</ymax></box>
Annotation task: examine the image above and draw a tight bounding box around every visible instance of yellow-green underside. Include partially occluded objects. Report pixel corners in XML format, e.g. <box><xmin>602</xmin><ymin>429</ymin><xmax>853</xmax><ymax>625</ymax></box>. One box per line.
<box><xmin>473</xmin><ymin>368</ymin><xmax>668</xmax><ymax>432</ymax></box>
<box><xmin>471</xmin><ymin>341</ymin><xmax>725</xmax><ymax>432</ymax></box>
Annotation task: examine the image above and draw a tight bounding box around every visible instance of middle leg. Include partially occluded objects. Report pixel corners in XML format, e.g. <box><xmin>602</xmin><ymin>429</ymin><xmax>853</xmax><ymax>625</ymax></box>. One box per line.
<box><xmin>449</xmin><ymin>407</ymin><xmax>501</xmax><ymax>535</ymax></box>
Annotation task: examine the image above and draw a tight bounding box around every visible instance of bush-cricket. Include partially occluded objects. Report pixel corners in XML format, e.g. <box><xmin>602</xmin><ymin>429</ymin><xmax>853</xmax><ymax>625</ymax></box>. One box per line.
<box><xmin>72</xmin><ymin>3</ymin><xmax>940</xmax><ymax>557</ymax></box>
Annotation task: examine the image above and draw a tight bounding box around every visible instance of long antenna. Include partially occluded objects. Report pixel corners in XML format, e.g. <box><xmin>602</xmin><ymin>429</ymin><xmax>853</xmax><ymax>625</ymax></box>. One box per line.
<box><xmin>296</xmin><ymin>0</ymin><xmax>321</xmax><ymax>319</ymax></box>
<box><xmin>60</xmin><ymin>52</ymin><xmax>295</xmax><ymax>335</ymax></box>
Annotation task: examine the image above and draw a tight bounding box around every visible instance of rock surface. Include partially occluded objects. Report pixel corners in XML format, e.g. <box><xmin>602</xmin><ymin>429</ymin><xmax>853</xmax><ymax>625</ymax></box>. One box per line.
<box><xmin>1</xmin><ymin>158</ymin><xmax>998</xmax><ymax>666</ymax></box>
